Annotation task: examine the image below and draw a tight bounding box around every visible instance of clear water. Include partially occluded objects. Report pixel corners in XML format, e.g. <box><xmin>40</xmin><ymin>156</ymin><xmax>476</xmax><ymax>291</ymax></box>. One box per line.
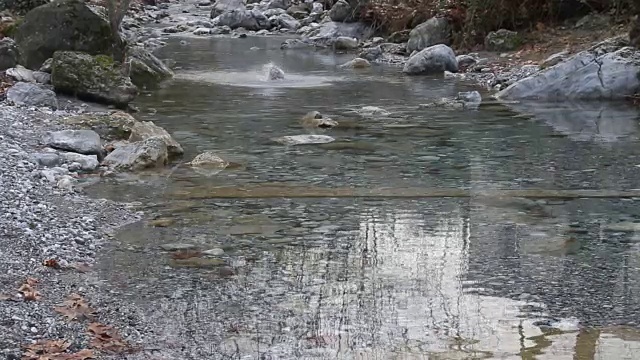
<box><xmin>86</xmin><ymin>35</ymin><xmax>640</xmax><ymax>359</ymax></box>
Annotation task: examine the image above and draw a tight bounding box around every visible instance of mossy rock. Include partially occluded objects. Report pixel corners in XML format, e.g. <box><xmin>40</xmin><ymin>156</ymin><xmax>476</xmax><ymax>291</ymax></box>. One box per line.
<box><xmin>484</xmin><ymin>29</ymin><xmax>522</xmax><ymax>52</ymax></box>
<box><xmin>51</xmin><ymin>51</ymin><xmax>138</xmax><ymax>107</ymax></box>
<box><xmin>61</xmin><ymin>111</ymin><xmax>137</xmax><ymax>140</ymax></box>
<box><xmin>14</xmin><ymin>0</ymin><xmax>122</xmax><ymax>69</ymax></box>
<box><xmin>0</xmin><ymin>0</ymin><xmax>47</xmax><ymax>15</ymax></box>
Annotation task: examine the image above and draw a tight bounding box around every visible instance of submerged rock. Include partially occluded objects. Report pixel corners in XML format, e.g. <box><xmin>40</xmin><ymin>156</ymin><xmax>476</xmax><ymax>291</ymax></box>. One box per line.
<box><xmin>128</xmin><ymin>121</ymin><xmax>184</xmax><ymax>157</ymax></box>
<box><xmin>497</xmin><ymin>37</ymin><xmax>640</xmax><ymax>100</ymax></box>
<box><xmin>403</xmin><ymin>44</ymin><xmax>458</xmax><ymax>75</ymax></box>
<box><xmin>407</xmin><ymin>17</ymin><xmax>451</xmax><ymax>53</ymax></box>
<box><xmin>102</xmin><ymin>137</ymin><xmax>168</xmax><ymax>171</ymax></box>
<box><xmin>300</xmin><ymin>111</ymin><xmax>338</xmax><ymax>128</ymax></box>
<box><xmin>338</xmin><ymin>57</ymin><xmax>371</xmax><ymax>69</ymax></box>
<box><xmin>14</xmin><ymin>0</ymin><xmax>122</xmax><ymax>70</ymax></box>
<box><xmin>420</xmin><ymin>91</ymin><xmax>481</xmax><ymax>110</ymax></box>
<box><xmin>272</xmin><ymin>134</ymin><xmax>335</xmax><ymax>145</ymax></box>
<box><xmin>6</xmin><ymin>82</ymin><xmax>58</xmax><ymax>109</ymax></box>
<box><xmin>265</xmin><ymin>63</ymin><xmax>285</xmax><ymax>80</ymax></box>
<box><xmin>51</xmin><ymin>51</ymin><xmax>138</xmax><ymax>107</ymax></box>
<box><xmin>357</xmin><ymin>106</ymin><xmax>389</xmax><ymax>117</ymax></box>
<box><xmin>280</xmin><ymin>38</ymin><xmax>314</xmax><ymax>50</ymax></box>
<box><xmin>44</xmin><ymin>130</ymin><xmax>103</xmax><ymax>155</ymax></box>
<box><xmin>188</xmin><ymin>151</ymin><xmax>229</xmax><ymax>176</ymax></box>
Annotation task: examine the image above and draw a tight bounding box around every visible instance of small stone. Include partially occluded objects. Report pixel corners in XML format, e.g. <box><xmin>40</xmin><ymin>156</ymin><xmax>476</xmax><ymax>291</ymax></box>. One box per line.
<box><xmin>202</xmin><ymin>248</ymin><xmax>224</xmax><ymax>256</ymax></box>
<box><xmin>160</xmin><ymin>243</ymin><xmax>196</xmax><ymax>251</ymax></box>
<box><xmin>148</xmin><ymin>218</ymin><xmax>174</xmax><ymax>227</ymax></box>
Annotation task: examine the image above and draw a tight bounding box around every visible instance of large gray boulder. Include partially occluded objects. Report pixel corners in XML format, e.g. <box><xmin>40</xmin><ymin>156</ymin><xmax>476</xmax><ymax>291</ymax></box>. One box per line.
<box><xmin>328</xmin><ymin>0</ymin><xmax>351</xmax><ymax>22</ymax></box>
<box><xmin>407</xmin><ymin>17</ymin><xmax>451</xmax><ymax>53</ymax></box>
<box><xmin>305</xmin><ymin>21</ymin><xmax>373</xmax><ymax>47</ymax></box>
<box><xmin>0</xmin><ymin>0</ymin><xmax>47</xmax><ymax>14</ymax></box>
<box><xmin>44</xmin><ymin>130</ymin><xmax>103</xmax><ymax>155</ymax></box>
<box><xmin>51</xmin><ymin>51</ymin><xmax>138</xmax><ymax>107</ymax></box>
<box><xmin>215</xmin><ymin>9</ymin><xmax>268</xmax><ymax>30</ymax></box>
<box><xmin>277</xmin><ymin>13</ymin><xmax>300</xmax><ymax>30</ymax></box>
<box><xmin>126</xmin><ymin>46</ymin><xmax>173</xmax><ymax>89</ymax></box>
<box><xmin>61</xmin><ymin>111</ymin><xmax>137</xmax><ymax>141</ymax></box>
<box><xmin>102</xmin><ymin>137</ymin><xmax>168</xmax><ymax>171</ymax></box>
<box><xmin>496</xmin><ymin>37</ymin><xmax>640</xmax><ymax>100</ymax></box>
<box><xmin>211</xmin><ymin>0</ymin><xmax>246</xmax><ymax>17</ymax></box>
<box><xmin>14</xmin><ymin>0</ymin><xmax>121</xmax><ymax>70</ymax></box>
<box><xmin>402</xmin><ymin>44</ymin><xmax>458</xmax><ymax>75</ymax></box>
<box><xmin>0</xmin><ymin>38</ymin><xmax>19</xmax><ymax>71</ymax></box>
<box><xmin>6</xmin><ymin>82</ymin><xmax>58</xmax><ymax>109</ymax></box>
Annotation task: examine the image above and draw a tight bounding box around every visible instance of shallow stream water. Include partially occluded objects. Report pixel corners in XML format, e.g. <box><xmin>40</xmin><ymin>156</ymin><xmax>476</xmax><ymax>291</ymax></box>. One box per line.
<box><xmin>86</xmin><ymin>35</ymin><xmax>640</xmax><ymax>359</ymax></box>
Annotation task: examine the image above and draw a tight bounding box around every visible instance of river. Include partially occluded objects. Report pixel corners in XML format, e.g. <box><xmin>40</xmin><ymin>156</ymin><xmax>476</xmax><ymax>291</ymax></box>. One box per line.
<box><xmin>85</xmin><ymin>35</ymin><xmax>640</xmax><ymax>359</ymax></box>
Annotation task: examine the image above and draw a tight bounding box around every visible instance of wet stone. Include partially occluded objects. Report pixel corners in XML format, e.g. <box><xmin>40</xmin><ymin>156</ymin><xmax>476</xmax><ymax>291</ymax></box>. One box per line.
<box><xmin>160</xmin><ymin>243</ymin><xmax>197</xmax><ymax>251</ymax></box>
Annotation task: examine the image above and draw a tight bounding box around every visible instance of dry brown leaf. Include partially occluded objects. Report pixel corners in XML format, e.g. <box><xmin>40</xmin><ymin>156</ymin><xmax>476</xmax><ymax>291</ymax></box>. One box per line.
<box><xmin>54</xmin><ymin>294</ymin><xmax>96</xmax><ymax>322</ymax></box>
<box><xmin>21</xmin><ymin>339</ymin><xmax>94</xmax><ymax>360</ymax></box>
<box><xmin>43</xmin><ymin>259</ymin><xmax>61</xmax><ymax>269</ymax></box>
<box><xmin>18</xmin><ymin>283</ymin><xmax>41</xmax><ymax>301</ymax></box>
<box><xmin>87</xmin><ymin>323</ymin><xmax>130</xmax><ymax>354</ymax></box>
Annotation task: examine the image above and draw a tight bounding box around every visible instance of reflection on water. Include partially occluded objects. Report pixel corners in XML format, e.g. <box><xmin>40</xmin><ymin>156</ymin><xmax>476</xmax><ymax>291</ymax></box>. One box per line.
<box><xmin>88</xmin><ymin>35</ymin><xmax>640</xmax><ymax>358</ymax></box>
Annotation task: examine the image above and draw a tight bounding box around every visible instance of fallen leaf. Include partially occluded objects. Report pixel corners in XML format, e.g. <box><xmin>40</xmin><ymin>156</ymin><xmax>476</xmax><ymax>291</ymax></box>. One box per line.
<box><xmin>18</xmin><ymin>281</ymin><xmax>41</xmax><ymax>301</ymax></box>
<box><xmin>21</xmin><ymin>339</ymin><xmax>95</xmax><ymax>360</ymax></box>
<box><xmin>54</xmin><ymin>294</ymin><xmax>96</xmax><ymax>321</ymax></box>
<box><xmin>87</xmin><ymin>323</ymin><xmax>130</xmax><ymax>354</ymax></box>
<box><xmin>43</xmin><ymin>259</ymin><xmax>61</xmax><ymax>269</ymax></box>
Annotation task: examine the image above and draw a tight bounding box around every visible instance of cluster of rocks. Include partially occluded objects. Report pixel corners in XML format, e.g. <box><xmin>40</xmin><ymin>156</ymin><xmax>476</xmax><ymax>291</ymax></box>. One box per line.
<box><xmin>0</xmin><ymin>0</ymin><xmax>174</xmax><ymax>109</ymax></box>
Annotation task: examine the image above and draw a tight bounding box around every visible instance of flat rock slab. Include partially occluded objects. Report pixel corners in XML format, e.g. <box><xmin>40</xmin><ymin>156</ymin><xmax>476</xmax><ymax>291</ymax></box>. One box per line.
<box><xmin>44</xmin><ymin>129</ymin><xmax>102</xmax><ymax>155</ymax></box>
<box><xmin>272</xmin><ymin>134</ymin><xmax>335</xmax><ymax>145</ymax></box>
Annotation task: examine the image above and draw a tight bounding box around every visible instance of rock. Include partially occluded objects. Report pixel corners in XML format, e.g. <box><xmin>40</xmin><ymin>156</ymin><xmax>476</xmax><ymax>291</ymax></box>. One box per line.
<box><xmin>402</xmin><ymin>44</ymin><xmax>458</xmax><ymax>75</ymax></box>
<box><xmin>51</xmin><ymin>51</ymin><xmax>138</xmax><ymax>107</ymax></box>
<box><xmin>6</xmin><ymin>82</ymin><xmax>58</xmax><ymax>109</ymax></box>
<box><xmin>62</xmin><ymin>111</ymin><xmax>136</xmax><ymax>140</ymax></box>
<box><xmin>0</xmin><ymin>0</ymin><xmax>47</xmax><ymax>14</ymax></box>
<box><xmin>44</xmin><ymin>130</ymin><xmax>103</xmax><ymax>155</ymax></box>
<box><xmin>14</xmin><ymin>0</ymin><xmax>122</xmax><ymax>70</ymax></box>
<box><xmin>338</xmin><ymin>57</ymin><xmax>370</xmax><ymax>68</ymax></box>
<box><xmin>32</xmin><ymin>152</ymin><xmax>61</xmax><ymax>167</ymax></box>
<box><xmin>60</xmin><ymin>152</ymin><xmax>99</xmax><ymax>171</ymax></box>
<box><xmin>485</xmin><ymin>29</ymin><xmax>521</xmax><ymax>52</ymax></box>
<box><xmin>310</xmin><ymin>1</ymin><xmax>323</xmax><ymax>13</ymax></box>
<box><xmin>358</xmin><ymin>45</ymin><xmax>382</xmax><ymax>61</ymax></box>
<box><xmin>211</xmin><ymin>0</ymin><xmax>245</xmax><ymax>17</ymax></box>
<box><xmin>328</xmin><ymin>0</ymin><xmax>351</xmax><ymax>22</ymax></box>
<box><xmin>188</xmin><ymin>151</ymin><xmax>229</xmax><ymax>176</ymax></box>
<box><xmin>631</xmin><ymin>16</ymin><xmax>640</xmax><ymax>49</ymax></box>
<box><xmin>267</xmin><ymin>0</ymin><xmax>290</xmax><ymax>10</ymax></box>
<box><xmin>456</xmin><ymin>91</ymin><xmax>481</xmax><ymax>108</ymax></box>
<box><xmin>280</xmin><ymin>38</ymin><xmax>314</xmax><ymax>49</ymax></box>
<box><xmin>387</xmin><ymin>29</ymin><xmax>410</xmax><ymax>43</ymax></box>
<box><xmin>496</xmin><ymin>37</ymin><xmax>640</xmax><ymax>100</ymax></box>
<box><xmin>203</xmin><ymin>248</ymin><xmax>225</xmax><ymax>256</ymax></box>
<box><xmin>333</xmin><ymin>36</ymin><xmax>358</xmax><ymax>50</ymax></box>
<box><xmin>56</xmin><ymin>175</ymin><xmax>74</xmax><ymax>191</ymax></box>
<box><xmin>102</xmin><ymin>137</ymin><xmax>168</xmax><ymax>171</ymax></box>
<box><xmin>305</xmin><ymin>21</ymin><xmax>373</xmax><ymax>47</ymax></box>
<box><xmin>407</xmin><ymin>17</ymin><xmax>451</xmax><ymax>53</ymax></box>
<box><xmin>193</xmin><ymin>27</ymin><xmax>212</xmax><ymax>35</ymax></box>
<box><xmin>272</xmin><ymin>134</ymin><xmax>335</xmax><ymax>145</ymax></box>
<box><xmin>128</xmin><ymin>121</ymin><xmax>183</xmax><ymax>157</ymax></box>
<box><xmin>160</xmin><ymin>243</ymin><xmax>196</xmax><ymax>251</ymax></box>
<box><xmin>264</xmin><ymin>8</ymin><xmax>286</xmax><ymax>17</ymax></box>
<box><xmin>39</xmin><ymin>58</ymin><xmax>52</xmax><ymax>73</ymax></box>
<box><xmin>265</xmin><ymin>63</ymin><xmax>285</xmax><ymax>80</ymax></box>
<box><xmin>456</xmin><ymin>54</ymin><xmax>478</xmax><ymax>70</ymax></box>
<box><xmin>358</xmin><ymin>106</ymin><xmax>389</xmax><ymax>116</ymax></box>
<box><xmin>300</xmin><ymin>111</ymin><xmax>338</xmax><ymax>128</ymax></box>
<box><xmin>215</xmin><ymin>9</ymin><xmax>268</xmax><ymax>30</ymax></box>
<box><xmin>540</xmin><ymin>50</ymin><xmax>569</xmax><ymax>68</ymax></box>
<box><xmin>0</xmin><ymin>37</ymin><xmax>19</xmax><ymax>71</ymax></box>
<box><xmin>277</xmin><ymin>13</ymin><xmax>300</xmax><ymax>30</ymax></box>
<box><xmin>126</xmin><ymin>46</ymin><xmax>174</xmax><ymax>89</ymax></box>
<box><xmin>6</xmin><ymin>65</ymin><xmax>36</xmax><ymax>82</ymax></box>
<box><xmin>32</xmin><ymin>71</ymin><xmax>51</xmax><ymax>84</ymax></box>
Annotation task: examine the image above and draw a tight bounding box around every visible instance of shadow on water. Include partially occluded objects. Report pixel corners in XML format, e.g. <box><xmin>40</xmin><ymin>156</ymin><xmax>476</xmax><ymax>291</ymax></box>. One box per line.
<box><xmin>86</xmin><ymin>35</ymin><xmax>640</xmax><ymax>358</ymax></box>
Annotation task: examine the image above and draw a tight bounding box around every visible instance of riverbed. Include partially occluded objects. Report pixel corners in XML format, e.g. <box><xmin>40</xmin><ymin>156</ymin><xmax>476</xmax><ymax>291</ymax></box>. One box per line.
<box><xmin>86</xmin><ymin>35</ymin><xmax>640</xmax><ymax>359</ymax></box>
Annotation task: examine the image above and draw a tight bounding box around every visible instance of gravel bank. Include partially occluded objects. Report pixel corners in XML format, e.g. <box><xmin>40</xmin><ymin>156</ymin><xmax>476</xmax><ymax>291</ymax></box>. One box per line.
<box><xmin>0</xmin><ymin>103</ymin><xmax>156</xmax><ymax>359</ymax></box>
